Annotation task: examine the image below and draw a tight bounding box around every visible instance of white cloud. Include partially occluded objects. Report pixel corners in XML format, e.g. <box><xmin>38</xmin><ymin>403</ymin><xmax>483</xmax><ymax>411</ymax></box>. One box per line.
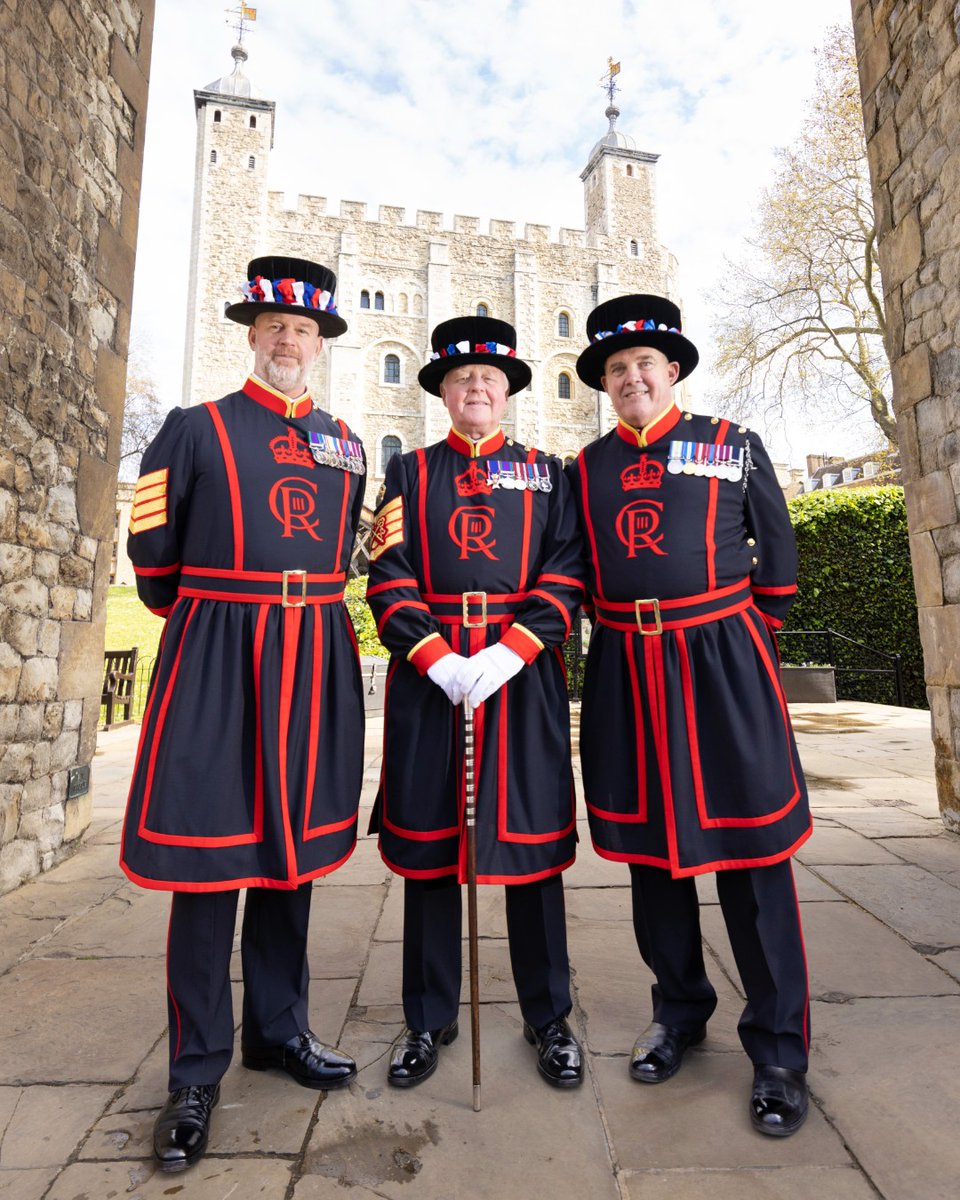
<box><xmin>132</xmin><ymin>0</ymin><xmax>858</xmax><ymax>464</ymax></box>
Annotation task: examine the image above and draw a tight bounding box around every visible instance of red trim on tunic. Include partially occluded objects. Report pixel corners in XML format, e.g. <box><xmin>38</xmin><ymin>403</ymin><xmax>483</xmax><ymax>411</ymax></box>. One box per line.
<box><xmin>499</xmin><ymin>623</ymin><xmax>543</xmax><ymax>663</ymax></box>
<box><xmin>366</xmin><ymin>576</ymin><xmax>419</xmax><ymax>596</ymax></box>
<box><xmin>676</xmin><ymin>629</ymin><xmax>709</xmax><ymax>829</ymax></box>
<box><xmin>179</xmin><ymin>588</ymin><xmax>344</xmax><ymax>605</ymax></box>
<box><xmin>242</xmin><ymin>374</ymin><xmax>312</xmax><ymax>418</ymax></box>
<box><xmin>526</xmin><ymin>588</ymin><xmax>572</xmax><ymax>637</ymax></box>
<box><xmin>752</xmin><ymin>584</ymin><xmax>798</xmax><ymax>595</ymax></box>
<box><xmin>278</xmin><ymin>607</ymin><xmax>302</xmax><ymax>883</ymax></box>
<box><xmin>302</xmin><ymin>612</ymin><xmax>322</xmax><ymax>841</ymax></box>
<box><xmin>592</xmin><ymin>825</ymin><xmax>813</xmax><ymax>878</ymax></box>
<box><xmin>446</xmin><ymin>426</ymin><xmax>506</xmax><ymax>458</ymax></box>
<box><xmin>416</xmin><ymin>448</ymin><xmax>433</xmax><ymax>593</ymax></box>
<box><xmin>147</xmin><ymin>604</ymin><xmax>172</xmax><ymax>618</ymax></box>
<box><xmin>537</xmin><ymin>573</ymin><xmax>586</xmax><ymax>591</ymax></box>
<box><xmin>135</xmin><ymin>562</ymin><xmax>181</xmax><ymax>577</ymax></box>
<box><xmin>705</xmin><ymin>419</ymin><xmax>729</xmax><ymax>591</ymax></box>
<box><xmin>204</xmin><ymin>402</ymin><xmax>244</xmax><ymax>570</ymax></box>
<box><xmin>518</xmin><ymin>447</ymin><xmax>537</xmax><ymax>589</ymax></box>
<box><xmin>648</xmin><ymin>636</ymin><xmax>684</xmax><ymax>873</ymax></box>
<box><xmin>119</xmin><ymin>840</ymin><xmax>359</xmax><ymax>892</ymax></box>
<box><xmin>334</xmin><ymin>418</ymin><xmax>351</xmax><ymax>567</ymax></box>
<box><xmin>377</xmin><ymin>598</ymin><xmax>431</xmax><ymax>636</ymax></box>
<box><xmin>577</xmin><ymin>449</ymin><xmax>605</xmax><ymax>599</ymax></box>
<box><xmin>253</xmin><ymin>606</ymin><xmax>267</xmax><ymax>839</ymax></box>
<box><xmin>377</xmin><ymin>847</ymin><xmax>575</xmax><ymax>885</ymax></box>
<box><xmin>139</xmin><ymin>601</ymin><xmax>265</xmax><ymax>847</ymax></box>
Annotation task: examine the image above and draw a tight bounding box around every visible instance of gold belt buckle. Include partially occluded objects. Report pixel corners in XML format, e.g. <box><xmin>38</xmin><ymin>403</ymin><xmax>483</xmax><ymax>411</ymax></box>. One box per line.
<box><xmin>635</xmin><ymin>598</ymin><xmax>662</xmax><ymax>636</ymax></box>
<box><xmin>462</xmin><ymin>591</ymin><xmax>488</xmax><ymax>627</ymax></box>
<box><xmin>281</xmin><ymin>569</ymin><xmax>308</xmax><ymax>608</ymax></box>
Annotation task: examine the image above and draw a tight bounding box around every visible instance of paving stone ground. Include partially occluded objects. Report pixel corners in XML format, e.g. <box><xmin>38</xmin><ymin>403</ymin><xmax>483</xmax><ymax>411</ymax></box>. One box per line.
<box><xmin>1</xmin><ymin>702</ymin><xmax>959</xmax><ymax>1200</ymax></box>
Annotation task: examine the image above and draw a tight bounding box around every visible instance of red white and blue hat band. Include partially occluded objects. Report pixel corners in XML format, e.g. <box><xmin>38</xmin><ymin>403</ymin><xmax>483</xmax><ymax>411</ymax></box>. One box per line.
<box><xmin>240</xmin><ymin>275</ymin><xmax>340</xmax><ymax>316</ymax></box>
<box><xmin>592</xmin><ymin>318</ymin><xmax>680</xmax><ymax>342</ymax></box>
<box><xmin>428</xmin><ymin>340</ymin><xmax>518</xmax><ymax>364</ymax></box>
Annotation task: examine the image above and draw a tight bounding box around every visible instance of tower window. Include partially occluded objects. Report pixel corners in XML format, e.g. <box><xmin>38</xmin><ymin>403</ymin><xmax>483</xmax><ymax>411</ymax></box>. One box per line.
<box><xmin>381</xmin><ymin>435</ymin><xmax>402</xmax><ymax>473</ymax></box>
<box><xmin>558</xmin><ymin>372</ymin><xmax>572</xmax><ymax>400</ymax></box>
<box><xmin>213</xmin><ymin>109</ymin><xmax>222</xmax><ymax>123</ymax></box>
<box><xmin>248</xmin><ymin>156</ymin><xmax>256</xmax><ymax>169</ymax></box>
<box><xmin>374</xmin><ymin>291</ymin><xmax>385</xmax><ymax>311</ymax></box>
<box><xmin>383</xmin><ymin>353</ymin><xmax>401</xmax><ymax>384</ymax></box>
<box><xmin>626</xmin><ymin>164</ymin><xmax>633</xmax><ymax>177</ymax></box>
<box><xmin>629</xmin><ymin>239</ymin><xmax>639</xmax><ymax>256</ymax></box>
<box><xmin>249</xmin><ymin>115</ymin><xmax>257</xmax><ymax>129</ymax></box>
<box><xmin>557</xmin><ymin>312</ymin><xmax>570</xmax><ymax>338</ymax></box>
<box><xmin>210</xmin><ymin>150</ymin><xmax>217</xmax><ymax>164</ymax></box>
<box><xmin>360</xmin><ymin>290</ymin><xmax>370</xmax><ymax>309</ymax></box>
<box><xmin>476</xmin><ymin>303</ymin><xmax>488</xmax><ymax>318</ymax></box>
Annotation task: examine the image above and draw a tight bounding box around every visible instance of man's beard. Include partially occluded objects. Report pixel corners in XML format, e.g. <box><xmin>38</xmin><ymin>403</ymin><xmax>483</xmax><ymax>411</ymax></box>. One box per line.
<box><xmin>261</xmin><ymin>356</ymin><xmax>307</xmax><ymax>393</ymax></box>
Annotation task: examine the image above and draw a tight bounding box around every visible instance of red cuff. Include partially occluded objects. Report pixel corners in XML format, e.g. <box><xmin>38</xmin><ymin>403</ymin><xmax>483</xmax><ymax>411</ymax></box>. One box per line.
<box><xmin>408</xmin><ymin>633</ymin><xmax>453</xmax><ymax>675</ymax></box>
<box><xmin>500</xmin><ymin>623</ymin><xmax>543</xmax><ymax>665</ymax></box>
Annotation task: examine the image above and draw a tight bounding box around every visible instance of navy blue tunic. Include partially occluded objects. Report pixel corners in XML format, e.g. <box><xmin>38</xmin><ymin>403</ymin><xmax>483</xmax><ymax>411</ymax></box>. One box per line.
<box><xmin>121</xmin><ymin>377</ymin><xmax>366</xmax><ymax>891</ymax></box>
<box><xmin>366</xmin><ymin>427</ymin><xmax>585</xmax><ymax>883</ymax></box>
<box><xmin>566</xmin><ymin>404</ymin><xmax>812</xmax><ymax>877</ymax></box>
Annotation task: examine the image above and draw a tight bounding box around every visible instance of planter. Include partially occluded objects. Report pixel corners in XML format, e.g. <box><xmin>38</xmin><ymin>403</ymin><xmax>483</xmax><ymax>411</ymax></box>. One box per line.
<box><xmin>780</xmin><ymin>664</ymin><xmax>836</xmax><ymax>703</ymax></box>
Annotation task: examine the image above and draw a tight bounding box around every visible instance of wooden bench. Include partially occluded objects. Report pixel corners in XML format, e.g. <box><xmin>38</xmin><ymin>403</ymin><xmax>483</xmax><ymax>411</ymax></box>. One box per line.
<box><xmin>101</xmin><ymin>647</ymin><xmax>139</xmax><ymax>728</ymax></box>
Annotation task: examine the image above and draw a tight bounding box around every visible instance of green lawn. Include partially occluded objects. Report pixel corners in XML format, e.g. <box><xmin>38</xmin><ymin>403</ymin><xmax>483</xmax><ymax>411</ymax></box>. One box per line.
<box><xmin>105</xmin><ymin>586</ymin><xmax>165</xmax><ymax>659</ymax></box>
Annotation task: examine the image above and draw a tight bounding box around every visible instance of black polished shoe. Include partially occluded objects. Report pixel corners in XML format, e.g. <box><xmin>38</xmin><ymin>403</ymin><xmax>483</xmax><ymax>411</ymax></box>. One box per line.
<box><xmin>152</xmin><ymin>1083</ymin><xmax>220</xmax><ymax>1173</ymax></box>
<box><xmin>241</xmin><ymin>1029</ymin><xmax>357</xmax><ymax>1090</ymax></box>
<box><xmin>523</xmin><ymin>1016</ymin><xmax>584</xmax><ymax>1088</ymax></box>
<box><xmin>750</xmin><ymin>1065</ymin><xmax>808</xmax><ymax>1137</ymax></box>
<box><xmin>629</xmin><ymin>1022</ymin><xmax>706</xmax><ymax>1083</ymax></box>
<box><xmin>387</xmin><ymin>1021</ymin><xmax>459</xmax><ymax>1088</ymax></box>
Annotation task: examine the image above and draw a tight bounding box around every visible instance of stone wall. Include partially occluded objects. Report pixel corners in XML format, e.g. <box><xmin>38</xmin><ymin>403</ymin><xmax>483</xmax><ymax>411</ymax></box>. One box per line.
<box><xmin>852</xmin><ymin>0</ymin><xmax>960</xmax><ymax>827</ymax></box>
<box><xmin>0</xmin><ymin>0</ymin><xmax>154</xmax><ymax>890</ymax></box>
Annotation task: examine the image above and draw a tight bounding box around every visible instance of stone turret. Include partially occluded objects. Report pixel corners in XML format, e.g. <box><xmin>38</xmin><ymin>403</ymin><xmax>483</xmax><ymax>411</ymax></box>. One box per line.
<box><xmin>182</xmin><ymin>43</ymin><xmax>275</xmax><ymax>406</ymax></box>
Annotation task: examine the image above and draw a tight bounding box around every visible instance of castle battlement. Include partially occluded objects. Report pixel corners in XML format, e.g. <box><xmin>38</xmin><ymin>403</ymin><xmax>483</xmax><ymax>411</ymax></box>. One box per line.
<box><xmin>268</xmin><ymin>192</ymin><xmax>593</xmax><ymax>249</ymax></box>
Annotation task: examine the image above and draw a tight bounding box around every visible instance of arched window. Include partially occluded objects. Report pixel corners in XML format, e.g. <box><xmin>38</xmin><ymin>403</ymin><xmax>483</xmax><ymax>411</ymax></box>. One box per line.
<box><xmin>557</xmin><ymin>372</ymin><xmax>572</xmax><ymax>400</ymax></box>
<box><xmin>626</xmin><ymin>164</ymin><xmax>633</xmax><ymax>177</ymax></box>
<box><xmin>249</xmin><ymin>115</ymin><xmax>257</xmax><ymax>129</ymax></box>
<box><xmin>374</xmin><ymin>291</ymin><xmax>385</xmax><ymax>310</ymax></box>
<box><xmin>360</xmin><ymin>290</ymin><xmax>370</xmax><ymax>309</ymax></box>
<box><xmin>629</xmin><ymin>239</ymin><xmax>639</xmax><ymax>256</ymax></box>
<box><xmin>383</xmin><ymin>354</ymin><xmax>401</xmax><ymax>384</ymax></box>
<box><xmin>209</xmin><ymin>150</ymin><xmax>217</xmax><ymax>164</ymax></box>
<box><xmin>398</xmin><ymin>292</ymin><xmax>408</xmax><ymax>314</ymax></box>
<box><xmin>381</xmin><ymin>435</ymin><xmax>402</xmax><ymax>473</ymax></box>
<box><xmin>248</xmin><ymin>155</ymin><xmax>256</xmax><ymax>170</ymax></box>
<box><xmin>413</xmin><ymin>294</ymin><xmax>424</xmax><ymax>315</ymax></box>
<box><xmin>213</xmin><ymin>109</ymin><xmax>222</xmax><ymax>123</ymax></box>
<box><xmin>557</xmin><ymin>312</ymin><xmax>570</xmax><ymax>338</ymax></box>
<box><xmin>476</xmin><ymin>303</ymin><xmax>488</xmax><ymax>318</ymax></box>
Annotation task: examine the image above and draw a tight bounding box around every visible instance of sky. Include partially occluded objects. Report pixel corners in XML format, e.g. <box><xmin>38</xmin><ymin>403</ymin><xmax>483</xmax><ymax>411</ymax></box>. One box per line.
<box><xmin>130</xmin><ymin>0</ymin><xmax>865</xmax><ymax>469</ymax></box>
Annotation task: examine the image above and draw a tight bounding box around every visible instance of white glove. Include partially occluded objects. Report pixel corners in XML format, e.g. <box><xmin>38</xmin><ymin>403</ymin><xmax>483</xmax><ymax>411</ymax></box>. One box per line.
<box><xmin>426</xmin><ymin>653</ymin><xmax>472</xmax><ymax>704</ymax></box>
<box><xmin>460</xmin><ymin>642</ymin><xmax>525</xmax><ymax>708</ymax></box>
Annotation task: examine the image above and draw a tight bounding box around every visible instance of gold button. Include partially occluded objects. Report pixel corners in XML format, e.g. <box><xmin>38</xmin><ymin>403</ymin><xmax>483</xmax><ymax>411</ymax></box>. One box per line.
<box><xmin>751</xmin><ymin>556</ymin><xmax>759</xmax><ymax>565</ymax></box>
<box><xmin>684</xmin><ymin>412</ymin><xmax>693</xmax><ymax>421</ymax></box>
<box><xmin>747</xmin><ymin>538</ymin><xmax>756</xmax><ymax>546</ymax></box>
<box><xmin>711</xmin><ymin>416</ymin><xmax>719</xmax><ymax>425</ymax></box>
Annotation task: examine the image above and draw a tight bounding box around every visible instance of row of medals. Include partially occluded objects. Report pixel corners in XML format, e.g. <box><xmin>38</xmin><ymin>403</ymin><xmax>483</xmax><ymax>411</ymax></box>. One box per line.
<box><xmin>308</xmin><ymin>432</ymin><xmax>365</xmax><ymax>475</ymax></box>
<box><xmin>667</xmin><ymin>440</ymin><xmax>744</xmax><ymax>481</ymax></box>
<box><xmin>485</xmin><ymin>460</ymin><xmax>553</xmax><ymax>492</ymax></box>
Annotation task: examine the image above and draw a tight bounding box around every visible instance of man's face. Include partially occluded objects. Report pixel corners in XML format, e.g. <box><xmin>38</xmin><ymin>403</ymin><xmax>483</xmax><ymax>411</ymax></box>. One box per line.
<box><xmin>601</xmin><ymin>345</ymin><xmax>679</xmax><ymax>429</ymax></box>
<box><xmin>248</xmin><ymin>312</ymin><xmax>323</xmax><ymax>397</ymax></box>
<box><xmin>439</xmin><ymin>363</ymin><xmax>510</xmax><ymax>439</ymax></box>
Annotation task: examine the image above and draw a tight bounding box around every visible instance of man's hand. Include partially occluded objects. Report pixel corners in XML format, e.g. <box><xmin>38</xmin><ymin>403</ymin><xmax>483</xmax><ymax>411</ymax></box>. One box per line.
<box><xmin>460</xmin><ymin>643</ymin><xmax>525</xmax><ymax>707</ymax></box>
<box><xmin>426</xmin><ymin>653</ymin><xmax>472</xmax><ymax>704</ymax></box>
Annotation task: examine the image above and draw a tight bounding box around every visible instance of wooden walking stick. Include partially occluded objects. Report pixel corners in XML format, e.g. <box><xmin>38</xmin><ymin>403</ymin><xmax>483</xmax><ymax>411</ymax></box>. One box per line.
<box><xmin>463</xmin><ymin>697</ymin><xmax>482</xmax><ymax>1112</ymax></box>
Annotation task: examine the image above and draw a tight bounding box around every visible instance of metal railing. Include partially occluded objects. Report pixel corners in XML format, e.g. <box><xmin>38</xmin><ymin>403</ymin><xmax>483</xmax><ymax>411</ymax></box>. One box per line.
<box><xmin>777</xmin><ymin>629</ymin><xmax>905</xmax><ymax>707</ymax></box>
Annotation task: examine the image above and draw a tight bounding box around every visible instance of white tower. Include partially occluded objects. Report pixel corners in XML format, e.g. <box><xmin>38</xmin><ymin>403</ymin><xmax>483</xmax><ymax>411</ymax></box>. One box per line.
<box><xmin>182</xmin><ymin>41</ymin><xmax>275</xmax><ymax>406</ymax></box>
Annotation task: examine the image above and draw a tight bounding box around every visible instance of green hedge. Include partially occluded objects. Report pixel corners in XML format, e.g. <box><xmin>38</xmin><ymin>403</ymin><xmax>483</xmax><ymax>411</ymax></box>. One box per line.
<box><xmin>345</xmin><ymin>575</ymin><xmax>389</xmax><ymax>659</ymax></box>
<box><xmin>783</xmin><ymin>486</ymin><xmax>925</xmax><ymax>708</ymax></box>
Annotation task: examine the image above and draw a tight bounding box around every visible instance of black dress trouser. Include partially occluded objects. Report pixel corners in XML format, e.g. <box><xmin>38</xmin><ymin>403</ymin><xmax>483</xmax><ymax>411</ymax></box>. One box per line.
<box><xmin>165</xmin><ymin>883</ymin><xmax>313</xmax><ymax>1089</ymax></box>
<box><xmin>629</xmin><ymin>858</ymin><xmax>810</xmax><ymax>1072</ymax></box>
<box><xmin>402</xmin><ymin>873</ymin><xmax>573</xmax><ymax>1033</ymax></box>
